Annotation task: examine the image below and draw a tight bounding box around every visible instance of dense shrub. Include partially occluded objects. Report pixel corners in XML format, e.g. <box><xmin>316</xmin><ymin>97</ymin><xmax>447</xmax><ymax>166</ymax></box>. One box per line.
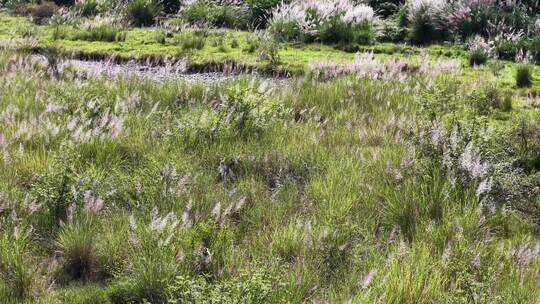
<box><xmin>446</xmin><ymin>3</ymin><xmax>532</xmax><ymax>41</ymax></box>
<box><xmin>405</xmin><ymin>0</ymin><xmax>446</xmax><ymax>44</ymax></box>
<box><xmin>318</xmin><ymin>16</ymin><xmax>357</xmax><ymax>44</ymax></box>
<box><xmin>125</xmin><ymin>0</ymin><xmax>162</xmax><ymax>27</ymax></box>
<box><xmin>468</xmin><ymin>85</ymin><xmax>513</xmax><ymax>114</ymax></box>
<box><xmin>181</xmin><ymin>1</ymin><xmax>211</xmax><ymax>25</ymax></box>
<box><xmin>210</xmin><ymin>4</ymin><xmax>249</xmax><ymax>29</ymax></box>
<box><xmin>167</xmin><ymin>271</ymin><xmax>273</xmax><ymax>303</ymax></box>
<box><xmin>379</xmin><ymin>18</ymin><xmax>407</xmax><ymax>42</ymax></box>
<box><xmin>29</xmin><ymin>1</ymin><xmax>59</xmax><ymax>24</ymax></box>
<box><xmin>516</xmin><ymin>65</ymin><xmax>533</xmax><ymax>88</ymax></box>
<box><xmin>494</xmin><ymin>40</ymin><xmax>522</xmax><ymax>60</ymax></box>
<box><xmin>368</xmin><ymin>0</ymin><xmax>403</xmax><ymax>17</ymax></box>
<box><xmin>160</xmin><ymin>0</ymin><xmax>181</xmax><ymax>15</ymax></box>
<box><xmin>53</xmin><ymin>0</ymin><xmax>75</xmax><ymax>6</ymax></box>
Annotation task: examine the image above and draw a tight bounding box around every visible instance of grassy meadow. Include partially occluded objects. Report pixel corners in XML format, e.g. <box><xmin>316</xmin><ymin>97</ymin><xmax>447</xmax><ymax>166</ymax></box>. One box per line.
<box><xmin>2</xmin><ymin>0</ymin><xmax>540</xmax><ymax>303</ymax></box>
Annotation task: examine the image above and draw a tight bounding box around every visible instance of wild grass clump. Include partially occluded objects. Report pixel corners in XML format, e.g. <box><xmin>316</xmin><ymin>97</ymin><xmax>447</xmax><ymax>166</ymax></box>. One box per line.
<box><xmin>145</xmin><ymin>29</ymin><xmax>167</xmax><ymax>44</ymax></box>
<box><xmin>469</xmin><ymin>85</ymin><xmax>514</xmax><ymax>114</ymax></box>
<box><xmin>56</xmin><ymin>218</ymin><xmax>101</xmax><ymax>281</ymax></box>
<box><xmin>73</xmin><ymin>25</ymin><xmax>126</xmax><ymax>42</ymax></box>
<box><xmin>257</xmin><ymin>33</ymin><xmax>280</xmax><ymax>66</ymax></box>
<box><xmin>516</xmin><ymin>64</ymin><xmax>533</xmax><ymax>88</ymax></box>
<box><xmin>269</xmin><ymin>0</ymin><xmax>377</xmax><ymax>45</ymax></box>
<box><xmin>75</xmin><ymin>0</ymin><xmax>99</xmax><ymax>17</ymax></box>
<box><xmin>405</xmin><ymin>0</ymin><xmax>446</xmax><ymax>44</ymax></box>
<box><xmin>175</xmin><ymin>32</ymin><xmax>206</xmax><ymax>51</ymax></box>
<box><xmin>2</xmin><ymin>48</ymin><xmax>540</xmax><ymax>303</ymax></box>
<box><xmin>125</xmin><ymin>0</ymin><xmax>162</xmax><ymax>27</ymax></box>
<box><xmin>0</xmin><ymin>226</ymin><xmax>35</xmax><ymax>301</ymax></box>
<box><xmin>468</xmin><ymin>49</ymin><xmax>488</xmax><ymax>66</ymax></box>
<box><xmin>180</xmin><ymin>1</ymin><xmax>250</xmax><ymax>29</ymax></box>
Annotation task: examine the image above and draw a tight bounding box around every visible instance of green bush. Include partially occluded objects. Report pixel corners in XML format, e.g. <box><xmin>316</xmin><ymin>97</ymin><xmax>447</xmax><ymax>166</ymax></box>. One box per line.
<box><xmin>451</xmin><ymin>6</ymin><xmax>531</xmax><ymax>41</ymax></box>
<box><xmin>516</xmin><ymin>65</ymin><xmax>533</xmax><ymax>88</ymax></box>
<box><xmin>181</xmin><ymin>1</ymin><xmax>211</xmax><ymax>25</ymax></box>
<box><xmin>468</xmin><ymin>49</ymin><xmax>488</xmax><ymax>66</ymax></box>
<box><xmin>52</xmin><ymin>24</ymin><xmax>68</xmax><ymax>40</ymax></box>
<box><xmin>318</xmin><ymin>17</ymin><xmax>356</xmax><ymax>44</ymax></box>
<box><xmin>354</xmin><ymin>23</ymin><xmax>377</xmax><ymax>45</ymax></box>
<box><xmin>494</xmin><ymin>40</ymin><xmax>525</xmax><ymax>61</ymax></box>
<box><xmin>407</xmin><ymin>7</ymin><xmax>441</xmax><ymax>44</ymax></box>
<box><xmin>125</xmin><ymin>0</ymin><xmax>162</xmax><ymax>27</ymax></box>
<box><xmin>470</xmin><ymin>85</ymin><xmax>513</xmax><ymax>114</ymax></box>
<box><xmin>244</xmin><ymin>35</ymin><xmax>260</xmax><ymax>53</ymax></box>
<box><xmin>379</xmin><ymin>19</ymin><xmax>407</xmax><ymax>42</ymax></box>
<box><xmin>160</xmin><ymin>0</ymin><xmax>181</xmax><ymax>15</ymax></box>
<box><xmin>210</xmin><ymin>5</ymin><xmax>249</xmax><ymax>29</ymax></box>
<box><xmin>146</xmin><ymin>29</ymin><xmax>167</xmax><ymax>44</ymax></box>
<box><xmin>167</xmin><ymin>271</ymin><xmax>273</xmax><ymax>303</ymax></box>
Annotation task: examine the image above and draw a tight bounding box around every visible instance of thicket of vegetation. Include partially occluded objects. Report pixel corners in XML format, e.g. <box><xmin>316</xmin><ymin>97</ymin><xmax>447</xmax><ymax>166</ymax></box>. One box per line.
<box><xmin>3</xmin><ymin>0</ymin><xmax>540</xmax><ymax>61</ymax></box>
<box><xmin>2</xmin><ymin>0</ymin><xmax>540</xmax><ymax>303</ymax></box>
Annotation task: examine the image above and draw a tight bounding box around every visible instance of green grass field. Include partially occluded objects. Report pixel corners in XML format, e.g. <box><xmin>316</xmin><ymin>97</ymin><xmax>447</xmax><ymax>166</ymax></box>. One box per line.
<box><xmin>3</xmin><ymin>11</ymin><xmax>540</xmax><ymax>304</ymax></box>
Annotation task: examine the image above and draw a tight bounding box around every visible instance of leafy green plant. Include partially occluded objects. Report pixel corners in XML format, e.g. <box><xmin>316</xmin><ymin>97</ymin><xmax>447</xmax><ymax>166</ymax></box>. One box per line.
<box><xmin>167</xmin><ymin>270</ymin><xmax>273</xmax><ymax>303</ymax></box>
